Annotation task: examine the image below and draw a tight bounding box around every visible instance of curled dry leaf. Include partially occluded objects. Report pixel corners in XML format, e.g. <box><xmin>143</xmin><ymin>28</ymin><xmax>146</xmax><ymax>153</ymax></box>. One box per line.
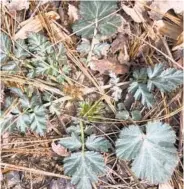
<box><xmin>111</xmin><ymin>33</ymin><xmax>130</xmax><ymax>64</ymax></box>
<box><xmin>172</xmin><ymin>31</ymin><xmax>184</xmax><ymax>51</ymax></box>
<box><xmin>14</xmin><ymin>11</ymin><xmax>60</xmax><ymax>40</ymax></box>
<box><xmin>121</xmin><ymin>1</ymin><xmax>147</xmax><ymax>23</ymax></box>
<box><xmin>154</xmin><ymin>20</ymin><xmax>183</xmax><ymax>40</ymax></box>
<box><xmin>51</xmin><ymin>141</ymin><xmax>70</xmax><ymax>157</ymax></box>
<box><xmin>149</xmin><ymin>0</ymin><xmax>184</xmax><ymax>20</ymax></box>
<box><xmin>90</xmin><ymin>59</ymin><xmax>129</xmax><ymax>75</ymax></box>
<box><xmin>68</xmin><ymin>4</ymin><xmax>79</xmax><ymax>23</ymax></box>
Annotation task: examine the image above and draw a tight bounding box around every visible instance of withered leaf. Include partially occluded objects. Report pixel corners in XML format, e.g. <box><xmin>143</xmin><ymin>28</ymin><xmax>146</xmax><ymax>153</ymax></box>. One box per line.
<box><xmin>68</xmin><ymin>4</ymin><xmax>79</xmax><ymax>23</ymax></box>
<box><xmin>149</xmin><ymin>0</ymin><xmax>184</xmax><ymax>20</ymax></box>
<box><xmin>14</xmin><ymin>11</ymin><xmax>60</xmax><ymax>40</ymax></box>
<box><xmin>51</xmin><ymin>141</ymin><xmax>70</xmax><ymax>157</ymax></box>
<box><xmin>121</xmin><ymin>1</ymin><xmax>147</xmax><ymax>23</ymax></box>
<box><xmin>90</xmin><ymin>59</ymin><xmax>129</xmax><ymax>75</ymax></box>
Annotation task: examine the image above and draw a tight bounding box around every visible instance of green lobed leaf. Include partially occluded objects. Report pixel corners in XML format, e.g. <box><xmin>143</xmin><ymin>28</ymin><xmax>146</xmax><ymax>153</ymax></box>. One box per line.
<box><xmin>0</xmin><ymin>114</ymin><xmax>15</xmax><ymax>134</ymax></box>
<box><xmin>77</xmin><ymin>39</ymin><xmax>91</xmax><ymax>55</ymax></box>
<box><xmin>147</xmin><ymin>64</ymin><xmax>183</xmax><ymax>92</ymax></box>
<box><xmin>59</xmin><ymin>133</ymin><xmax>82</xmax><ymax>151</ymax></box>
<box><xmin>116</xmin><ymin>125</ymin><xmax>143</xmax><ymax>160</ymax></box>
<box><xmin>116</xmin><ymin>121</ymin><xmax>178</xmax><ymax>184</ymax></box>
<box><xmin>14</xmin><ymin>39</ymin><xmax>30</xmax><ymax>59</ymax></box>
<box><xmin>72</xmin><ymin>1</ymin><xmax>121</xmax><ymax>38</ymax></box>
<box><xmin>16</xmin><ymin>113</ymin><xmax>31</xmax><ymax>133</ymax></box>
<box><xmin>86</xmin><ymin>134</ymin><xmax>111</xmax><ymax>152</ymax></box>
<box><xmin>128</xmin><ymin>82</ymin><xmax>154</xmax><ymax>108</ymax></box>
<box><xmin>64</xmin><ymin>151</ymin><xmax>106</xmax><ymax>189</ymax></box>
<box><xmin>66</xmin><ymin>125</ymin><xmax>81</xmax><ymax>135</ymax></box>
<box><xmin>28</xmin><ymin>32</ymin><xmax>53</xmax><ymax>56</ymax></box>
<box><xmin>77</xmin><ymin>39</ymin><xmax>110</xmax><ymax>57</ymax></box>
<box><xmin>0</xmin><ymin>32</ymin><xmax>11</xmax><ymax>64</ymax></box>
<box><xmin>1</xmin><ymin>61</ymin><xmax>18</xmax><ymax>71</ymax></box>
<box><xmin>93</xmin><ymin>42</ymin><xmax>110</xmax><ymax>58</ymax></box>
<box><xmin>131</xmin><ymin>110</ymin><xmax>142</xmax><ymax>121</ymax></box>
<box><xmin>10</xmin><ymin>87</ymin><xmax>24</xmax><ymax>98</ymax></box>
<box><xmin>115</xmin><ymin>110</ymin><xmax>130</xmax><ymax>120</ymax></box>
<box><xmin>29</xmin><ymin>105</ymin><xmax>47</xmax><ymax>136</ymax></box>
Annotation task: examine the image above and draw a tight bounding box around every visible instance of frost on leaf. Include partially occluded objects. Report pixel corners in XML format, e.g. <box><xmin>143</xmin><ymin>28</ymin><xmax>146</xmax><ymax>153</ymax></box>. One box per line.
<box><xmin>72</xmin><ymin>1</ymin><xmax>122</xmax><ymax>38</ymax></box>
<box><xmin>64</xmin><ymin>151</ymin><xmax>106</xmax><ymax>189</ymax></box>
<box><xmin>116</xmin><ymin>121</ymin><xmax>178</xmax><ymax>184</ymax></box>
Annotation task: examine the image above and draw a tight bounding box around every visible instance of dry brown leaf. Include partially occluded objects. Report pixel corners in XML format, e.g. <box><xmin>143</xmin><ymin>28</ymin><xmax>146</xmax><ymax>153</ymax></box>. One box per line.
<box><xmin>5</xmin><ymin>0</ymin><xmax>29</xmax><ymax>11</ymax></box>
<box><xmin>68</xmin><ymin>4</ymin><xmax>79</xmax><ymax>22</ymax></box>
<box><xmin>149</xmin><ymin>0</ymin><xmax>184</xmax><ymax>20</ymax></box>
<box><xmin>111</xmin><ymin>33</ymin><xmax>128</xmax><ymax>53</ymax></box>
<box><xmin>154</xmin><ymin>20</ymin><xmax>183</xmax><ymax>40</ymax></box>
<box><xmin>172</xmin><ymin>31</ymin><xmax>184</xmax><ymax>51</ymax></box>
<box><xmin>90</xmin><ymin>59</ymin><xmax>129</xmax><ymax>75</ymax></box>
<box><xmin>14</xmin><ymin>11</ymin><xmax>60</xmax><ymax>40</ymax></box>
<box><xmin>111</xmin><ymin>33</ymin><xmax>130</xmax><ymax>64</ymax></box>
<box><xmin>51</xmin><ymin>142</ymin><xmax>70</xmax><ymax>157</ymax></box>
<box><xmin>121</xmin><ymin>1</ymin><xmax>146</xmax><ymax>23</ymax></box>
<box><xmin>159</xmin><ymin>182</ymin><xmax>174</xmax><ymax>189</ymax></box>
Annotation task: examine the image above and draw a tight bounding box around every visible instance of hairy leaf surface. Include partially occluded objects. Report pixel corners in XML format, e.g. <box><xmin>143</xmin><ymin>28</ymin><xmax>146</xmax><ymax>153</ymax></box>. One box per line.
<box><xmin>30</xmin><ymin>105</ymin><xmax>46</xmax><ymax>136</ymax></box>
<box><xmin>147</xmin><ymin>64</ymin><xmax>183</xmax><ymax>92</ymax></box>
<box><xmin>86</xmin><ymin>134</ymin><xmax>111</xmax><ymax>152</ymax></box>
<box><xmin>16</xmin><ymin>113</ymin><xmax>30</xmax><ymax>133</ymax></box>
<box><xmin>73</xmin><ymin>1</ymin><xmax>121</xmax><ymax>37</ymax></box>
<box><xmin>128</xmin><ymin>82</ymin><xmax>154</xmax><ymax>108</ymax></box>
<box><xmin>64</xmin><ymin>151</ymin><xmax>106</xmax><ymax>189</ymax></box>
<box><xmin>116</xmin><ymin>121</ymin><xmax>178</xmax><ymax>184</ymax></box>
<box><xmin>14</xmin><ymin>39</ymin><xmax>30</xmax><ymax>59</ymax></box>
<box><xmin>59</xmin><ymin>133</ymin><xmax>82</xmax><ymax>151</ymax></box>
<box><xmin>28</xmin><ymin>32</ymin><xmax>53</xmax><ymax>56</ymax></box>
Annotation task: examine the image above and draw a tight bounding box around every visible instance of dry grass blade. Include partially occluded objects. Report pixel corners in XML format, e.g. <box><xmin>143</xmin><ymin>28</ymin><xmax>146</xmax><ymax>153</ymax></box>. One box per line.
<box><xmin>0</xmin><ymin>163</ymin><xmax>70</xmax><ymax>179</ymax></box>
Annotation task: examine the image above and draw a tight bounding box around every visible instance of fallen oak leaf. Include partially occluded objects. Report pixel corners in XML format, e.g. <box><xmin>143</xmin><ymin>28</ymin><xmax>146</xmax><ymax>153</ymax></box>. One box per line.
<box><xmin>89</xmin><ymin>59</ymin><xmax>129</xmax><ymax>75</ymax></box>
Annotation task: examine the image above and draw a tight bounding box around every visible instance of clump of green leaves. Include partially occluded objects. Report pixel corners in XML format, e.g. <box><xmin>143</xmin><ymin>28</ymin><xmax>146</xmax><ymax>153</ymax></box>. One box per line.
<box><xmin>60</xmin><ymin>123</ymin><xmax>111</xmax><ymax>189</ymax></box>
<box><xmin>0</xmin><ymin>88</ymin><xmax>47</xmax><ymax>136</ymax></box>
<box><xmin>73</xmin><ymin>1</ymin><xmax>122</xmax><ymax>38</ymax></box>
<box><xmin>0</xmin><ymin>32</ymin><xmax>71</xmax><ymax>83</ymax></box>
<box><xmin>115</xmin><ymin>121</ymin><xmax>178</xmax><ymax>184</ymax></box>
<box><xmin>128</xmin><ymin>63</ymin><xmax>183</xmax><ymax>108</ymax></box>
<box><xmin>27</xmin><ymin>33</ymin><xmax>71</xmax><ymax>83</ymax></box>
<box><xmin>79</xmin><ymin>101</ymin><xmax>104</xmax><ymax>121</ymax></box>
